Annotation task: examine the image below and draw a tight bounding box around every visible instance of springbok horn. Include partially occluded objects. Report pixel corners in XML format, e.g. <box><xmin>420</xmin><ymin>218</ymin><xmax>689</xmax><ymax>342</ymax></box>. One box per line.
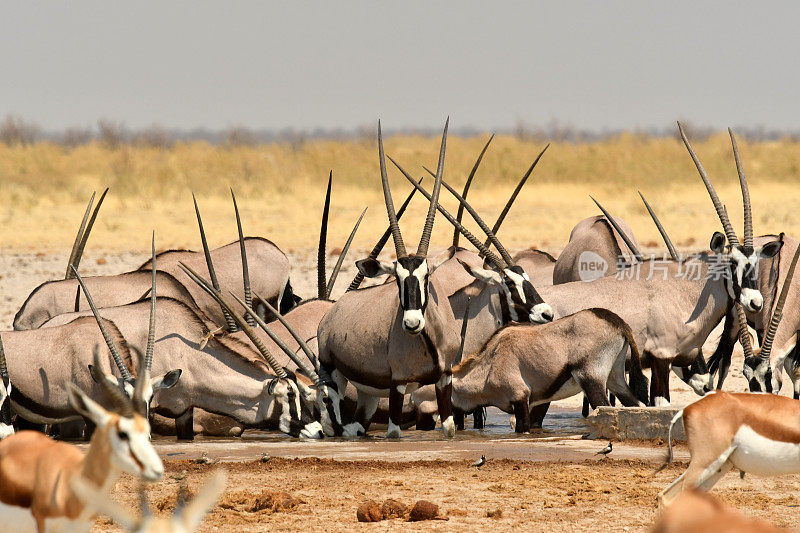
<box><xmin>72</xmin><ymin>266</ymin><xmax>132</xmax><ymax>381</ymax></box>
<box><xmin>638</xmin><ymin>192</ymin><xmax>678</xmax><ymax>261</ymax></box>
<box><xmin>736</xmin><ymin>304</ymin><xmax>755</xmax><ymax>359</ymax></box>
<box><xmin>325</xmin><ymin>207</ymin><xmax>367</xmax><ymax>299</ymax></box>
<box><xmin>253</xmin><ymin>293</ymin><xmax>331</xmax><ymax>383</ymax></box>
<box><xmin>387</xmin><ymin>156</ymin><xmax>507</xmax><ymax>270</ymax></box>
<box><xmin>90</xmin><ymin>347</ymin><xmax>133</xmax><ymax>417</ymax></box>
<box><xmin>417</xmin><ymin>117</ymin><xmax>449</xmax><ymax>257</ymax></box>
<box><xmin>456</xmin><ymin>297</ymin><xmax>472</xmax><ymax>364</ymax></box>
<box><xmin>231</xmin><ymin>292</ymin><xmax>325</xmax><ymax>388</ymax></box>
<box><xmin>759</xmin><ymin>245</ymin><xmax>800</xmax><ymax>361</ymax></box>
<box><xmin>139</xmin><ymin>483</ymin><xmax>152</xmax><ymax>518</ymax></box>
<box><xmin>65</xmin><ymin>191</ymin><xmax>95</xmax><ymax>279</ymax></box>
<box><xmin>72</xmin><ymin>188</ymin><xmax>108</xmax><ymax>277</ymax></box>
<box><xmin>484</xmin><ymin>143</ymin><xmax>549</xmax><ymax>247</ymax></box>
<box><xmin>347</xmin><ymin>178</ymin><xmax>423</xmax><ymax>292</ymax></box>
<box><xmin>677</xmin><ymin>122</ymin><xmax>739</xmax><ymax>246</ymax></box>
<box><xmin>423</xmin><ymin>168</ymin><xmax>515</xmax><ymax>266</ymax></box>
<box><xmin>454</xmin><ymin>135</ymin><xmax>494</xmax><ymax>248</ymax></box>
<box><xmin>230</xmin><ymin>189</ymin><xmax>255</xmax><ymax>326</ymax></box>
<box><xmin>178</xmin><ymin>263</ymin><xmax>288</xmax><ymax>379</ymax></box>
<box><xmin>590</xmin><ymin>196</ymin><xmax>644</xmax><ymax>262</ymax></box>
<box><xmin>377</xmin><ymin>121</ymin><xmax>407</xmax><ymax>258</ymax></box>
<box><xmin>318</xmin><ymin>172</ymin><xmax>332</xmax><ymax>300</ymax></box>
<box><xmin>193</xmin><ymin>193</ymin><xmax>238</xmax><ymax>332</ymax></box>
<box><xmin>728</xmin><ymin>128</ymin><xmax>753</xmax><ymax>248</ymax></box>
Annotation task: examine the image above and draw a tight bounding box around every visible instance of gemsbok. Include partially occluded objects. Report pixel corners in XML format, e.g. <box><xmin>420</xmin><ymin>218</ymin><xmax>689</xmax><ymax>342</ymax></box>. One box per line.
<box><xmin>317</xmin><ymin>119</ymin><xmax>470</xmax><ymax>438</ymax></box>
<box><xmin>0</xmin><ymin>351</ymin><xmax>163</xmax><ymax>532</ymax></box>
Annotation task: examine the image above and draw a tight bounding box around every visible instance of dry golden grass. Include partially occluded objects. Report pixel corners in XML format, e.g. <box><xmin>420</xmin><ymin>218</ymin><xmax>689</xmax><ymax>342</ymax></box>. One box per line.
<box><xmin>1</xmin><ymin>132</ymin><xmax>799</xmax><ymax>254</ymax></box>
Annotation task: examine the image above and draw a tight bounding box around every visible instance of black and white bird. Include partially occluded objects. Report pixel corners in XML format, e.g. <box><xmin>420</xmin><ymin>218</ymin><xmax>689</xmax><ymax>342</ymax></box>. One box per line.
<box><xmin>595</xmin><ymin>442</ymin><xmax>613</xmax><ymax>456</ymax></box>
<box><xmin>470</xmin><ymin>454</ymin><xmax>486</xmax><ymax>468</ymax></box>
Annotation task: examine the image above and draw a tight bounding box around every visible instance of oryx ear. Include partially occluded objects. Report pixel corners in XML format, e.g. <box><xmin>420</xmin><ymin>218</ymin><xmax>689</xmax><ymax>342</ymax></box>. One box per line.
<box><xmin>709</xmin><ymin>232</ymin><xmax>727</xmax><ymax>254</ymax></box>
<box><xmin>758</xmin><ymin>240</ymin><xmax>783</xmax><ymax>259</ymax></box>
<box><xmin>294</xmin><ymin>379</ymin><xmax>316</xmax><ymax>402</ymax></box>
<box><xmin>151</xmin><ymin>369</ymin><xmax>182</xmax><ymax>390</ymax></box>
<box><xmin>67</xmin><ymin>382</ymin><xmax>111</xmax><ymax>426</ymax></box>
<box><xmin>428</xmin><ymin>255</ymin><xmax>449</xmax><ymax>274</ymax></box>
<box><xmin>267</xmin><ymin>379</ymin><xmax>279</xmax><ymax>395</ymax></box>
<box><xmin>356</xmin><ymin>258</ymin><xmax>394</xmax><ymax>278</ymax></box>
<box><xmin>457</xmin><ymin>258</ymin><xmax>502</xmax><ymax>285</ymax></box>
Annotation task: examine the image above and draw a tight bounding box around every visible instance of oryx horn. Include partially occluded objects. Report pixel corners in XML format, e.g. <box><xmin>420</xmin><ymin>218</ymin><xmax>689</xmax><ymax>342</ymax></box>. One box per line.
<box><xmin>590</xmin><ymin>196</ymin><xmax>644</xmax><ymax>262</ymax></box>
<box><xmin>347</xmin><ymin>177</ymin><xmax>422</xmax><ymax>292</ymax></box>
<box><xmin>677</xmin><ymin>121</ymin><xmax>739</xmax><ymax>246</ymax></box>
<box><xmin>231</xmin><ymin>189</ymin><xmax>255</xmax><ymax>326</ymax></box>
<box><xmin>89</xmin><ymin>347</ymin><xmax>133</xmax><ymax>418</ymax></box>
<box><xmin>65</xmin><ymin>188</ymin><xmax>108</xmax><ymax>279</ymax></box>
<box><xmin>377</xmin><ymin>120</ymin><xmax>406</xmax><ymax>259</ymax></box>
<box><xmin>193</xmin><ymin>193</ymin><xmax>238</xmax><ymax>332</ymax></box>
<box><xmin>728</xmin><ymin>128</ymin><xmax>753</xmax><ymax>248</ymax></box>
<box><xmin>484</xmin><ymin>143</ymin><xmax>549</xmax><ymax>247</ymax></box>
<box><xmin>417</xmin><ymin>117</ymin><xmax>448</xmax><ymax>257</ymax></box>
<box><xmin>326</xmin><ymin>207</ymin><xmax>367</xmax><ymax>299</ymax></box>
<box><xmin>178</xmin><ymin>263</ymin><xmax>288</xmax><ymax>379</ymax></box>
<box><xmin>318</xmin><ymin>172</ymin><xmax>332</xmax><ymax>300</ymax></box>
<box><xmin>424</xmin><ymin>168</ymin><xmax>514</xmax><ymax>266</ymax></box>
<box><xmin>638</xmin><ymin>191</ymin><xmax>678</xmax><ymax>260</ymax></box>
<box><xmin>736</xmin><ymin>304</ymin><xmax>755</xmax><ymax>359</ymax></box>
<box><xmin>132</xmin><ymin>233</ymin><xmax>158</xmax><ymax>415</ymax></box>
<box><xmin>759</xmin><ymin>245</ymin><xmax>800</xmax><ymax>361</ymax></box>
<box><xmin>233</xmin><ymin>292</ymin><xmax>327</xmax><ymax>388</ymax></box>
<box><xmin>388</xmin><ymin>156</ymin><xmax>507</xmax><ymax>270</ymax></box>
<box><xmin>72</xmin><ymin>266</ymin><xmax>133</xmax><ymax>382</ymax></box>
<box><xmin>453</xmin><ymin>134</ymin><xmax>494</xmax><ymax>248</ymax></box>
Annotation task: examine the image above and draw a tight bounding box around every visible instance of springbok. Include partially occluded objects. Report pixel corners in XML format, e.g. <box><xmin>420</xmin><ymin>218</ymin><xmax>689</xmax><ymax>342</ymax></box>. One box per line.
<box><xmin>0</xmin><ymin>351</ymin><xmax>163</xmax><ymax>532</ymax></box>
<box><xmin>317</xmin><ymin>119</ymin><xmax>472</xmax><ymax>438</ymax></box>
<box><xmin>71</xmin><ymin>470</ymin><xmax>226</xmax><ymax>533</ymax></box>
<box><xmin>414</xmin><ymin>307</ymin><xmax>647</xmax><ymax>432</ymax></box>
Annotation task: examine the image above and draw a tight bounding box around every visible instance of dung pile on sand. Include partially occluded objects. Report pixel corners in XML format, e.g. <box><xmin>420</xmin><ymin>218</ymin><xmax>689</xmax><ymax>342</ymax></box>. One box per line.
<box><xmin>357</xmin><ymin>498</ymin><xmax>447</xmax><ymax>522</ymax></box>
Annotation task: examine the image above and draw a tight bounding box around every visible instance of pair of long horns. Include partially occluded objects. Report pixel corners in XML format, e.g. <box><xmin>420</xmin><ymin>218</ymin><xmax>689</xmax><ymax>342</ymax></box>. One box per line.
<box><xmin>317</xmin><ymin>171</ymin><xmax>367</xmax><ymax>300</ymax></box>
<box><xmin>591</xmin><ymin>194</ymin><xmax>678</xmax><ymax>262</ymax></box>
<box><xmin>378</xmin><ymin>119</ymin><xmax>448</xmax><ymax>259</ymax></box>
<box><xmin>740</xmin><ymin>245</ymin><xmax>800</xmax><ymax>362</ymax></box>
<box><xmin>387</xmin><ymin>156</ymin><xmax>508</xmax><ymax>271</ymax></box>
<box><xmin>678</xmin><ymin>122</ymin><xmax>754</xmax><ymax>249</ymax></box>
<box><xmin>74</xmin><ymin>234</ymin><xmax>158</xmax><ymax>416</ymax></box>
<box><xmin>65</xmin><ymin>189</ymin><xmax>108</xmax><ymax>280</ymax></box>
<box><xmin>179</xmin><ymin>263</ymin><xmax>328</xmax><ymax>388</ymax></box>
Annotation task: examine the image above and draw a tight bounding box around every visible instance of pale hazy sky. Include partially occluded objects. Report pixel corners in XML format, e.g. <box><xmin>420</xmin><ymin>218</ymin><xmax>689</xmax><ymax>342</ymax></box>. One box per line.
<box><xmin>1</xmin><ymin>2</ymin><xmax>798</xmax><ymax>132</ymax></box>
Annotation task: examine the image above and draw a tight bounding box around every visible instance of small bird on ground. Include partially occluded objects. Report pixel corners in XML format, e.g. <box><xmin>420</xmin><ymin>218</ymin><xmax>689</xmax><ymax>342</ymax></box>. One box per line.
<box><xmin>260</xmin><ymin>453</ymin><xmax>271</xmax><ymax>463</ymax></box>
<box><xmin>470</xmin><ymin>455</ymin><xmax>486</xmax><ymax>468</ymax></box>
<box><xmin>595</xmin><ymin>442</ymin><xmax>613</xmax><ymax>456</ymax></box>
<box><xmin>170</xmin><ymin>469</ymin><xmax>187</xmax><ymax>482</ymax></box>
<box><xmin>193</xmin><ymin>452</ymin><xmax>218</xmax><ymax>465</ymax></box>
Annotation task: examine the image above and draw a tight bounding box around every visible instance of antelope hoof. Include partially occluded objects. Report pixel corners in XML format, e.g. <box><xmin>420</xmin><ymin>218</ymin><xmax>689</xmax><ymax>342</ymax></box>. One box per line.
<box><xmin>654</xmin><ymin>397</ymin><xmax>670</xmax><ymax>407</ymax></box>
<box><xmin>386</xmin><ymin>420</ymin><xmax>402</xmax><ymax>439</ymax></box>
<box><xmin>342</xmin><ymin>422</ymin><xmax>366</xmax><ymax>437</ymax></box>
<box><xmin>441</xmin><ymin>415</ymin><xmax>456</xmax><ymax>438</ymax></box>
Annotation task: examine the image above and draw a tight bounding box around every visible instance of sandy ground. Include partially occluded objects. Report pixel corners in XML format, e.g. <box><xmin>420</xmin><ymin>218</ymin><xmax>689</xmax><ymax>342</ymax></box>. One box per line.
<box><xmin>2</xmin><ymin>248</ymin><xmax>788</xmax><ymax>531</ymax></box>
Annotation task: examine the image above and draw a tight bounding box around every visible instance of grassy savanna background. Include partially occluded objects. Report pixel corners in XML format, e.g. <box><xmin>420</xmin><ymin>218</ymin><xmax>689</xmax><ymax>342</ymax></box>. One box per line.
<box><xmin>1</xmin><ymin>132</ymin><xmax>799</xmax><ymax>257</ymax></box>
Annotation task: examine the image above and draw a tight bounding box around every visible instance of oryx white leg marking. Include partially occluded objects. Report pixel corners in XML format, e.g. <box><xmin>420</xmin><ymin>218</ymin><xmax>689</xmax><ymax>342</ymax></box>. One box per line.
<box><xmin>441</xmin><ymin>415</ymin><xmax>455</xmax><ymax>437</ymax></box>
<box><xmin>436</xmin><ymin>374</ymin><xmax>452</xmax><ymax>388</ymax></box>
<box><xmin>654</xmin><ymin>396</ymin><xmax>670</xmax><ymax>407</ymax></box>
<box><xmin>387</xmin><ymin>419</ymin><xmax>401</xmax><ymax>439</ymax></box>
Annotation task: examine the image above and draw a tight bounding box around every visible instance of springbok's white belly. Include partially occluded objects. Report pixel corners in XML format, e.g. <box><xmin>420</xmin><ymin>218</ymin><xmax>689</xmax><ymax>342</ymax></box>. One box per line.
<box><xmin>731</xmin><ymin>425</ymin><xmax>800</xmax><ymax>476</ymax></box>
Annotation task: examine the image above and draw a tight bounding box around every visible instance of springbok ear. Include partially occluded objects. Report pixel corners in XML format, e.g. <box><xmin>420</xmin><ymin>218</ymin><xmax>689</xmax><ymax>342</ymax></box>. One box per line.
<box><xmin>67</xmin><ymin>382</ymin><xmax>111</xmax><ymax>427</ymax></box>
<box><xmin>356</xmin><ymin>258</ymin><xmax>394</xmax><ymax>278</ymax></box>
<box><xmin>457</xmin><ymin>258</ymin><xmax>502</xmax><ymax>285</ymax></box>
<box><xmin>151</xmin><ymin>369</ymin><xmax>182</xmax><ymax>390</ymax></box>
<box><xmin>759</xmin><ymin>240</ymin><xmax>783</xmax><ymax>259</ymax></box>
<box><xmin>709</xmin><ymin>232</ymin><xmax>727</xmax><ymax>254</ymax></box>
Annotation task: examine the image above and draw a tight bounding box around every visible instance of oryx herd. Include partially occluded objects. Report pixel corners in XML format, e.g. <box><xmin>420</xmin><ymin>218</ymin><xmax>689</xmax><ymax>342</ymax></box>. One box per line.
<box><xmin>0</xmin><ymin>119</ymin><xmax>799</xmax><ymax>530</ymax></box>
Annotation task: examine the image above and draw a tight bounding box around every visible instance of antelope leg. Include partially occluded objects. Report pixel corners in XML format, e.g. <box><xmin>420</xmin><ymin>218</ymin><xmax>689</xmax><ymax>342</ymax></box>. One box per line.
<box><xmin>472</xmin><ymin>407</ymin><xmax>485</xmax><ymax>429</ymax></box>
<box><xmin>657</xmin><ymin>471</ymin><xmax>686</xmax><ymax>508</ymax></box>
<box><xmin>355</xmin><ymin>391</ymin><xmax>379</xmax><ymax>434</ymax></box>
<box><xmin>650</xmin><ymin>358</ymin><xmax>672</xmax><ymax>406</ymax></box>
<box><xmin>513</xmin><ymin>400</ymin><xmax>530</xmax><ymax>434</ymax></box>
<box><xmin>175</xmin><ymin>409</ymin><xmax>195</xmax><ymax>441</ymax></box>
<box><xmin>436</xmin><ymin>373</ymin><xmax>455</xmax><ymax>437</ymax></box>
<box><xmin>530</xmin><ymin>403</ymin><xmax>550</xmax><ymax>429</ymax></box>
<box><xmin>692</xmin><ymin>444</ymin><xmax>737</xmax><ymax>491</ymax></box>
<box><xmin>387</xmin><ymin>386</ymin><xmax>404</xmax><ymax>439</ymax></box>
<box><xmin>453</xmin><ymin>408</ymin><xmax>465</xmax><ymax>431</ymax></box>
